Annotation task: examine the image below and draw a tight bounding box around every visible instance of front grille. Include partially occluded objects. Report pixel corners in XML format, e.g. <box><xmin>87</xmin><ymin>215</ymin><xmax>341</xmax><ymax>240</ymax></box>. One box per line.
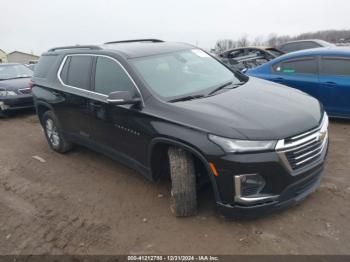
<box><xmin>285</xmin><ymin>136</ymin><xmax>325</xmax><ymax>170</ymax></box>
<box><xmin>276</xmin><ymin>115</ymin><xmax>328</xmax><ymax>173</ymax></box>
<box><xmin>18</xmin><ymin>88</ymin><xmax>31</xmax><ymax>94</ymax></box>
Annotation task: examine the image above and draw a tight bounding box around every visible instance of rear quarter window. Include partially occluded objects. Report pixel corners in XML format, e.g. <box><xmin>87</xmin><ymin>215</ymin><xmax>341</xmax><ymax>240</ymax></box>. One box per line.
<box><xmin>60</xmin><ymin>56</ymin><xmax>93</xmax><ymax>90</ymax></box>
<box><xmin>33</xmin><ymin>55</ymin><xmax>58</xmax><ymax>78</ymax></box>
<box><xmin>321</xmin><ymin>57</ymin><xmax>350</xmax><ymax>76</ymax></box>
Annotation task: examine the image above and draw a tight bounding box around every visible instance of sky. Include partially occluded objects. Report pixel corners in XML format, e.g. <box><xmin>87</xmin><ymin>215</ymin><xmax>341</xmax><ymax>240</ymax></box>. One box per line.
<box><xmin>1</xmin><ymin>0</ymin><xmax>349</xmax><ymax>55</ymax></box>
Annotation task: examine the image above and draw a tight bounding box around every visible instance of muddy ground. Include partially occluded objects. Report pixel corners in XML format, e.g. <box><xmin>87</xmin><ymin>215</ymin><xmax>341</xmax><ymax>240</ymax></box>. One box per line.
<box><xmin>0</xmin><ymin>111</ymin><xmax>349</xmax><ymax>255</ymax></box>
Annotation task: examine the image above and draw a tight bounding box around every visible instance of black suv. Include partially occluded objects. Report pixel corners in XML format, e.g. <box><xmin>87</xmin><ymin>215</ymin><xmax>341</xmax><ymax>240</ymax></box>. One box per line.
<box><xmin>32</xmin><ymin>39</ymin><xmax>329</xmax><ymax>218</ymax></box>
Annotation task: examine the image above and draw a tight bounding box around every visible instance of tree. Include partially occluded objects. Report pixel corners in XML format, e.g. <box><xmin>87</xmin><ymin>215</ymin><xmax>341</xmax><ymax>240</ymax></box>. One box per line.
<box><xmin>237</xmin><ymin>35</ymin><xmax>249</xmax><ymax>47</ymax></box>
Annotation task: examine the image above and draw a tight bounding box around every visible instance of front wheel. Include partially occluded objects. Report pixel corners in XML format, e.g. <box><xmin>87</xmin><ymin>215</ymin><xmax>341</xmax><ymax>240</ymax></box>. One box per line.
<box><xmin>168</xmin><ymin>147</ymin><xmax>197</xmax><ymax>217</ymax></box>
<box><xmin>42</xmin><ymin>111</ymin><xmax>73</xmax><ymax>153</ymax></box>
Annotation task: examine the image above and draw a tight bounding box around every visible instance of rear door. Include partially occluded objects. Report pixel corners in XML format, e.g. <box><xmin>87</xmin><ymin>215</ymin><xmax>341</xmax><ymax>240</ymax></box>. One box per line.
<box><xmin>55</xmin><ymin>55</ymin><xmax>96</xmax><ymax>141</ymax></box>
<box><xmin>319</xmin><ymin>56</ymin><xmax>350</xmax><ymax>116</ymax></box>
<box><xmin>269</xmin><ymin>56</ymin><xmax>319</xmax><ymax>98</ymax></box>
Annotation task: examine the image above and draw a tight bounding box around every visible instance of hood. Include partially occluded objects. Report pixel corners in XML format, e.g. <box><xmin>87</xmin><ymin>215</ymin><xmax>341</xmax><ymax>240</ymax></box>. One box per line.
<box><xmin>0</xmin><ymin>78</ymin><xmax>31</xmax><ymax>91</ymax></box>
<box><xmin>168</xmin><ymin>77</ymin><xmax>323</xmax><ymax>140</ymax></box>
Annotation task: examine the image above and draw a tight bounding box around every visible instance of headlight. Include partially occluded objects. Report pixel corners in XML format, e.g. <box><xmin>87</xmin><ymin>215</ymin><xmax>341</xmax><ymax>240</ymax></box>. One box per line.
<box><xmin>208</xmin><ymin>134</ymin><xmax>277</xmax><ymax>153</ymax></box>
<box><xmin>320</xmin><ymin>112</ymin><xmax>329</xmax><ymax>133</ymax></box>
<box><xmin>0</xmin><ymin>90</ymin><xmax>17</xmax><ymax>96</ymax></box>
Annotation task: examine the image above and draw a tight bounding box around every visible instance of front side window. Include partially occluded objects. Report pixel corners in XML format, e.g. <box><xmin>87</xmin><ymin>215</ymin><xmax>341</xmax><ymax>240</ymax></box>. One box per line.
<box><xmin>273</xmin><ymin>57</ymin><xmax>317</xmax><ymax>75</ymax></box>
<box><xmin>321</xmin><ymin>57</ymin><xmax>350</xmax><ymax>76</ymax></box>
<box><xmin>0</xmin><ymin>64</ymin><xmax>33</xmax><ymax>80</ymax></box>
<box><xmin>61</xmin><ymin>56</ymin><xmax>93</xmax><ymax>90</ymax></box>
<box><xmin>131</xmin><ymin>49</ymin><xmax>241</xmax><ymax>99</ymax></box>
<box><xmin>94</xmin><ymin>57</ymin><xmax>135</xmax><ymax>95</ymax></box>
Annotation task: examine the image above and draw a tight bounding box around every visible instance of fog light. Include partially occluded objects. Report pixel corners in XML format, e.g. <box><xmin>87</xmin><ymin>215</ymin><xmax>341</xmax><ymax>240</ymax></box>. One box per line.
<box><xmin>234</xmin><ymin>174</ymin><xmax>278</xmax><ymax>205</ymax></box>
<box><xmin>241</xmin><ymin>174</ymin><xmax>265</xmax><ymax>196</ymax></box>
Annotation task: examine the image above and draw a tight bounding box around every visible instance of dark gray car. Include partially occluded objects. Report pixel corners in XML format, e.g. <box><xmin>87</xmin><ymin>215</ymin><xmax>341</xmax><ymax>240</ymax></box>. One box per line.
<box><xmin>277</xmin><ymin>39</ymin><xmax>335</xmax><ymax>53</ymax></box>
<box><xmin>0</xmin><ymin>63</ymin><xmax>34</xmax><ymax>116</ymax></box>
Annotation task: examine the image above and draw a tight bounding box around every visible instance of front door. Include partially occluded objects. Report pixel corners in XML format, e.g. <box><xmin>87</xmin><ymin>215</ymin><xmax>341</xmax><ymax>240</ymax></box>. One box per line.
<box><xmin>88</xmin><ymin>55</ymin><xmax>150</xmax><ymax>172</ymax></box>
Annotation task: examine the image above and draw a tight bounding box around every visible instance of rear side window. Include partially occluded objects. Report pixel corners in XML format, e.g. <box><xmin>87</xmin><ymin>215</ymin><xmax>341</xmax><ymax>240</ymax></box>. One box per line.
<box><xmin>279</xmin><ymin>42</ymin><xmax>320</xmax><ymax>53</ymax></box>
<box><xmin>273</xmin><ymin>57</ymin><xmax>317</xmax><ymax>75</ymax></box>
<box><xmin>321</xmin><ymin>57</ymin><xmax>350</xmax><ymax>76</ymax></box>
<box><xmin>279</xmin><ymin>43</ymin><xmax>298</xmax><ymax>53</ymax></box>
<box><xmin>298</xmin><ymin>42</ymin><xmax>320</xmax><ymax>50</ymax></box>
<box><xmin>34</xmin><ymin>55</ymin><xmax>58</xmax><ymax>78</ymax></box>
<box><xmin>60</xmin><ymin>56</ymin><xmax>93</xmax><ymax>90</ymax></box>
<box><xmin>94</xmin><ymin>56</ymin><xmax>135</xmax><ymax>95</ymax></box>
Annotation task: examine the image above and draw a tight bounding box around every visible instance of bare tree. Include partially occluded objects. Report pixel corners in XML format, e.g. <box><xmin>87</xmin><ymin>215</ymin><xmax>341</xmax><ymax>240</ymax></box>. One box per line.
<box><xmin>267</xmin><ymin>33</ymin><xmax>278</xmax><ymax>47</ymax></box>
<box><xmin>252</xmin><ymin>36</ymin><xmax>264</xmax><ymax>46</ymax></box>
<box><xmin>237</xmin><ymin>35</ymin><xmax>249</xmax><ymax>47</ymax></box>
<box><xmin>212</xmin><ymin>30</ymin><xmax>350</xmax><ymax>51</ymax></box>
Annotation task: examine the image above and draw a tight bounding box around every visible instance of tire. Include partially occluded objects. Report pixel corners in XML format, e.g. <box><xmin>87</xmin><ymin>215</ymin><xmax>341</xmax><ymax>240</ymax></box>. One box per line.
<box><xmin>42</xmin><ymin>110</ymin><xmax>73</xmax><ymax>153</ymax></box>
<box><xmin>168</xmin><ymin>147</ymin><xmax>197</xmax><ymax>217</ymax></box>
<box><xmin>0</xmin><ymin>109</ymin><xmax>9</xmax><ymax>118</ymax></box>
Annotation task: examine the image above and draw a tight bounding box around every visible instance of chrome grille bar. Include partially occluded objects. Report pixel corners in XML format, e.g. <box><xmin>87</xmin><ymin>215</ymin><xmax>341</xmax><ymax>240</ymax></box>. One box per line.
<box><xmin>276</xmin><ymin>113</ymin><xmax>328</xmax><ymax>172</ymax></box>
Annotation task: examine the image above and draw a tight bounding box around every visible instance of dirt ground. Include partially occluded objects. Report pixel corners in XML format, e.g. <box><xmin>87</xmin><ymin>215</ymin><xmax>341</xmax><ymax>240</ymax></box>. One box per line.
<box><xmin>0</xmin><ymin>110</ymin><xmax>349</xmax><ymax>255</ymax></box>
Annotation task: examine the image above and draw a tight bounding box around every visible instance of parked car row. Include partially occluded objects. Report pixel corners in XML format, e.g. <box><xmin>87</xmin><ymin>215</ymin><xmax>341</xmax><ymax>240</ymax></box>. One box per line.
<box><xmin>218</xmin><ymin>39</ymin><xmax>336</xmax><ymax>72</ymax></box>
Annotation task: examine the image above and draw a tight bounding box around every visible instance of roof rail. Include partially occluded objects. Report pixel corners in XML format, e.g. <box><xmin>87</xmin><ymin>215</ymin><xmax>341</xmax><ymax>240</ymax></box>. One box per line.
<box><xmin>104</xmin><ymin>39</ymin><xmax>164</xmax><ymax>44</ymax></box>
<box><xmin>48</xmin><ymin>45</ymin><xmax>102</xmax><ymax>52</ymax></box>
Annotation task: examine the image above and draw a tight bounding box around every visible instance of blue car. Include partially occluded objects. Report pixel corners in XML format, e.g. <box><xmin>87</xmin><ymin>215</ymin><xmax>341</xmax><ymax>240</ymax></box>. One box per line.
<box><xmin>247</xmin><ymin>47</ymin><xmax>350</xmax><ymax>118</ymax></box>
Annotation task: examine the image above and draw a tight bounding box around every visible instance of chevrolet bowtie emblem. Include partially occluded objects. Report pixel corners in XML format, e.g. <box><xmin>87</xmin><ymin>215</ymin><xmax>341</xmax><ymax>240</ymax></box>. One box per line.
<box><xmin>319</xmin><ymin>131</ymin><xmax>327</xmax><ymax>141</ymax></box>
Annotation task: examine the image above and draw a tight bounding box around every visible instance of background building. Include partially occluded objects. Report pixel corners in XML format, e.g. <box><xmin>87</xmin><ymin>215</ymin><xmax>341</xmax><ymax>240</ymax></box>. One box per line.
<box><xmin>0</xmin><ymin>49</ymin><xmax>7</xmax><ymax>63</ymax></box>
<box><xmin>6</xmin><ymin>51</ymin><xmax>39</xmax><ymax>64</ymax></box>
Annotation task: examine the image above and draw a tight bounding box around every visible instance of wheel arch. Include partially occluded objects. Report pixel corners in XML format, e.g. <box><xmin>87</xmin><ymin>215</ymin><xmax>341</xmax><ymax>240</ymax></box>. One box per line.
<box><xmin>35</xmin><ymin>101</ymin><xmax>55</xmax><ymax>126</ymax></box>
<box><xmin>148</xmin><ymin>137</ymin><xmax>222</xmax><ymax>202</ymax></box>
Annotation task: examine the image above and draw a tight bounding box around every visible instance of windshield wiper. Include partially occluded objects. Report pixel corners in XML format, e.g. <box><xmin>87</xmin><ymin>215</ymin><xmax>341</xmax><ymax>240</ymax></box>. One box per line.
<box><xmin>207</xmin><ymin>81</ymin><xmax>245</xmax><ymax>96</ymax></box>
<box><xmin>168</xmin><ymin>94</ymin><xmax>205</xmax><ymax>103</ymax></box>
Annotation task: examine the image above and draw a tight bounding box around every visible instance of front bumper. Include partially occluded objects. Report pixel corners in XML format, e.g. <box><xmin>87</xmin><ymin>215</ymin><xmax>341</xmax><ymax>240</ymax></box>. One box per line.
<box><xmin>217</xmin><ymin>164</ymin><xmax>324</xmax><ymax>219</ymax></box>
<box><xmin>210</xmin><ymin>136</ymin><xmax>328</xmax><ymax>219</ymax></box>
<box><xmin>0</xmin><ymin>95</ymin><xmax>34</xmax><ymax>111</ymax></box>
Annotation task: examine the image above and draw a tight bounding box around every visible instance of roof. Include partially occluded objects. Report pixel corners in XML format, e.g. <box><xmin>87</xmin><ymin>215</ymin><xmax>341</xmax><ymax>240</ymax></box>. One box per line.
<box><xmin>7</xmin><ymin>51</ymin><xmax>39</xmax><ymax>57</ymax></box>
<box><xmin>279</xmin><ymin>46</ymin><xmax>350</xmax><ymax>58</ymax></box>
<box><xmin>277</xmin><ymin>39</ymin><xmax>335</xmax><ymax>47</ymax></box>
<box><xmin>0</xmin><ymin>49</ymin><xmax>6</xmax><ymax>54</ymax></box>
<box><xmin>103</xmin><ymin>42</ymin><xmax>194</xmax><ymax>58</ymax></box>
<box><xmin>48</xmin><ymin>41</ymin><xmax>195</xmax><ymax>59</ymax></box>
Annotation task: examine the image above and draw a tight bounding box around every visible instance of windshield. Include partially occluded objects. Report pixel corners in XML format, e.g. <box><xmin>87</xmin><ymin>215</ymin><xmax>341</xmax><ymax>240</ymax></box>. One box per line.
<box><xmin>132</xmin><ymin>49</ymin><xmax>244</xmax><ymax>100</ymax></box>
<box><xmin>0</xmin><ymin>64</ymin><xmax>33</xmax><ymax>80</ymax></box>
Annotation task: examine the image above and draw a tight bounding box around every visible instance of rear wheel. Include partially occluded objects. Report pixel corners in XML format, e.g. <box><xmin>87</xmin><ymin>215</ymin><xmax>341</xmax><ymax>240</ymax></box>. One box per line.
<box><xmin>168</xmin><ymin>147</ymin><xmax>197</xmax><ymax>217</ymax></box>
<box><xmin>42</xmin><ymin>111</ymin><xmax>73</xmax><ymax>153</ymax></box>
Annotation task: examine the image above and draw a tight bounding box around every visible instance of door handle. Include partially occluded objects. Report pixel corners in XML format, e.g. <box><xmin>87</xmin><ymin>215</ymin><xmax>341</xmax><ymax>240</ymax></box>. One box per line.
<box><xmin>323</xmin><ymin>81</ymin><xmax>337</xmax><ymax>88</ymax></box>
<box><xmin>272</xmin><ymin>77</ymin><xmax>284</xmax><ymax>83</ymax></box>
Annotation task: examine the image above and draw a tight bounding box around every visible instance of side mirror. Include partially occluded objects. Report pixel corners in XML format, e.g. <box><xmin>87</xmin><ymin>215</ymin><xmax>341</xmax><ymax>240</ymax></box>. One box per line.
<box><xmin>107</xmin><ymin>91</ymin><xmax>141</xmax><ymax>106</ymax></box>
